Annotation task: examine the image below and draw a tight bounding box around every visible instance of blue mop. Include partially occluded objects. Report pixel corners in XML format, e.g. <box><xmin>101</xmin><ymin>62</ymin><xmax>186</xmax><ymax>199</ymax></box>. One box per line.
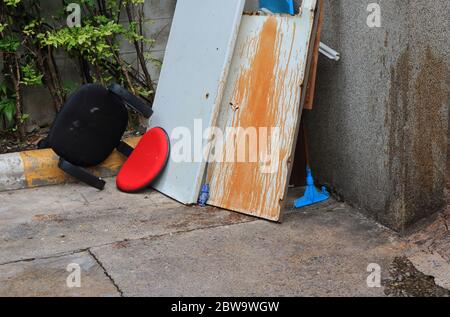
<box><xmin>259</xmin><ymin>0</ymin><xmax>295</xmax><ymax>15</ymax></box>
<box><xmin>294</xmin><ymin>167</ymin><xmax>329</xmax><ymax>208</ymax></box>
<box><xmin>294</xmin><ymin>125</ymin><xmax>329</xmax><ymax>209</ymax></box>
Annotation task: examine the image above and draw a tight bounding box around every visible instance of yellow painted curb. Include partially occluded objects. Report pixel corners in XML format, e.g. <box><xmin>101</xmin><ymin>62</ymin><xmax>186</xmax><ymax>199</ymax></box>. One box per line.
<box><xmin>15</xmin><ymin>137</ymin><xmax>140</xmax><ymax>190</ymax></box>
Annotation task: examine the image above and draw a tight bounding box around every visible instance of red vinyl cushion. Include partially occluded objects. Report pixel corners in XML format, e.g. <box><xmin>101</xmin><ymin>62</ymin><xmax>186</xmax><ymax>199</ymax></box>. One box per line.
<box><xmin>116</xmin><ymin>127</ymin><xmax>169</xmax><ymax>192</ymax></box>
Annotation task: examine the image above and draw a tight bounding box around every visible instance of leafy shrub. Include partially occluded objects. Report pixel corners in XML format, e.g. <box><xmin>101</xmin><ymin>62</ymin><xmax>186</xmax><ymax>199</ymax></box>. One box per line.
<box><xmin>0</xmin><ymin>0</ymin><xmax>156</xmax><ymax>140</ymax></box>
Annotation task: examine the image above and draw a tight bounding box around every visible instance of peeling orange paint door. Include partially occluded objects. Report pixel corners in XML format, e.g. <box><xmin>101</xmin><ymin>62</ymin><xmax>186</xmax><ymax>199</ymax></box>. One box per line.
<box><xmin>207</xmin><ymin>0</ymin><xmax>319</xmax><ymax>221</ymax></box>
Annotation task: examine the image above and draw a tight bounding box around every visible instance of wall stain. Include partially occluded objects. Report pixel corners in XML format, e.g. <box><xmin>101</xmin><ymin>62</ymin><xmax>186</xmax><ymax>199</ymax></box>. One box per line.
<box><xmin>386</xmin><ymin>47</ymin><xmax>450</xmax><ymax>231</ymax></box>
<box><xmin>407</xmin><ymin>47</ymin><xmax>449</xmax><ymax>219</ymax></box>
<box><xmin>386</xmin><ymin>47</ymin><xmax>411</xmax><ymax>231</ymax></box>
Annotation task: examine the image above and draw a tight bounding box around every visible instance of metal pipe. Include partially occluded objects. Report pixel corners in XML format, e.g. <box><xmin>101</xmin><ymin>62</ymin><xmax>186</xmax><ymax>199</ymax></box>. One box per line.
<box><xmin>319</xmin><ymin>42</ymin><xmax>340</xmax><ymax>61</ymax></box>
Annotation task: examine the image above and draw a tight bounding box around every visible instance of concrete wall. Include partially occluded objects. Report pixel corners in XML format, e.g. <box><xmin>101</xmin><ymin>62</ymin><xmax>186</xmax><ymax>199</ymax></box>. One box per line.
<box><xmin>306</xmin><ymin>0</ymin><xmax>450</xmax><ymax>231</ymax></box>
<box><xmin>118</xmin><ymin>0</ymin><xmax>175</xmax><ymax>82</ymax></box>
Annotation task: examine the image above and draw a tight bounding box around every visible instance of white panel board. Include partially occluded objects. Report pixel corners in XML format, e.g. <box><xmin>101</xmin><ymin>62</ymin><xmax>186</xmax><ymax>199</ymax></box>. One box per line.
<box><xmin>149</xmin><ymin>0</ymin><xmax>245</xmax><ymax>204</ymax></box>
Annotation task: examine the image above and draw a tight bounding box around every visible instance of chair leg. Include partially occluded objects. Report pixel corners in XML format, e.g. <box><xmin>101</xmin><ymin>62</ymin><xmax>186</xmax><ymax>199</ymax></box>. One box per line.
<box><xmin>58</xmin><ymin>158</ymin><xmax>106</xmax><ymax>190</ymax></box>
<box><xmin>116</xmin><ymin>141</ymin><xmax>134</xmax><ymax>157</ymax></box>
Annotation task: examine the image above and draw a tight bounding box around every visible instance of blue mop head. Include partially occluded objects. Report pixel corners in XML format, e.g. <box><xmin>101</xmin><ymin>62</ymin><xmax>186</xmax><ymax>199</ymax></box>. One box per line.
<box><xmin>294</xmin><ymin>167</ymin><xmax>330</xmax><ymax>209</ymax></box>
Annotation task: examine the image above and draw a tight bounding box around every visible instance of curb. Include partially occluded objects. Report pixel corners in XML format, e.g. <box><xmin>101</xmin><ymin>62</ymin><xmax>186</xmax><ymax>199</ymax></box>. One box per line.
<box><xmin>0</xmin><ymin>137</ymin><xmax>141</xmax><ymax>192</ymax></box>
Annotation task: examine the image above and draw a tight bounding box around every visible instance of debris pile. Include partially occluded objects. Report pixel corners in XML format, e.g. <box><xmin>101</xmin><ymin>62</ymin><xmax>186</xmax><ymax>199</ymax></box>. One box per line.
<box><xmin>149</xmin><ymin>0</ymin><xmax>329</xmax><ymax>221</ymax></box>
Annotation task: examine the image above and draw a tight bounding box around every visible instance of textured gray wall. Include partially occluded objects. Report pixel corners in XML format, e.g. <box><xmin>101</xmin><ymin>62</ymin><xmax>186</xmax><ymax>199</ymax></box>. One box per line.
<box><xmin>306</xmin><ymin>0</ymin><xmax>450</xmax><ymax>231</ymax></box>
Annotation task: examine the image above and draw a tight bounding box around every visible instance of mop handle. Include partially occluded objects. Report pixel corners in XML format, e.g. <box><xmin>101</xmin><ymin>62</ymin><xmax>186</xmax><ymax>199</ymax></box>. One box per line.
<box><xmin>302</xmin><ymin>123</ymin><xmax>310</xmax><ymax>168</ymax></box>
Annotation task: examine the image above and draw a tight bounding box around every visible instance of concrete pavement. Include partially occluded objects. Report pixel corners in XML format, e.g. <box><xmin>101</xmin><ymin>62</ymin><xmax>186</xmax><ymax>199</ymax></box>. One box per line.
<box><xmin>0</xmin><ymin>179</ymin><xmax>448</xmax><ymax>296</ymax></box>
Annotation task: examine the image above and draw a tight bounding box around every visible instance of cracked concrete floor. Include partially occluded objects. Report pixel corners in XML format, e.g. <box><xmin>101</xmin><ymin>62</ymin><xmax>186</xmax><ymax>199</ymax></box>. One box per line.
<box><xmin>0</xmin><ymin>179</ymin><xmax>449</xmax><ymax>297</ymax></box>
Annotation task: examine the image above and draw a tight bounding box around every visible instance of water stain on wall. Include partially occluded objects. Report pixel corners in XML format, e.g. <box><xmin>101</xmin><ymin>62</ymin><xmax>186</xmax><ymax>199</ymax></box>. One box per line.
<box><xmin>408</xmin><ymin>47</ymin><xmax>449</xmax><ymax>217</ymax></box>
<box><xmin>387</xmin><ymin>47</ymin><xmax>450</xmax><ymax>231</ymax></box>
<box><xmin>386</xmin><ymin>48</ymin><xmax>411</xmax><ymax>231</ymax></box>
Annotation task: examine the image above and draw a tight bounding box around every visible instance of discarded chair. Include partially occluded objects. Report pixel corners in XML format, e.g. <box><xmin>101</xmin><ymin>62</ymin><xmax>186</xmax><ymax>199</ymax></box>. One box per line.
<box><xmin>41</xmin><ymin>83</ymin><xmax>168</xmax><ymax>190</ymax></box>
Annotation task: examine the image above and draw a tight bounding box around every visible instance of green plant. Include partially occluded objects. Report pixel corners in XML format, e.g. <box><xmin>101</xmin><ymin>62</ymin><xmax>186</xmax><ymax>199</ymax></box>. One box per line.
<box><xmin>0</xmin><ymin>97</ymin><xmax>16</xmax><ymax>127</ymax></box>
<box><xmin>40</xmin><ymin>0</ymin><xmax>156</xmax><ymax>97</ymax></box>
<box><xmin>0</xmin><ymin>83</ymin><xmax>28</xmax><ymax>133</ymax></box>
<box><xmin>0</xmin><ymin>0</ymin><xmax>157</xmax><ymax>141</ymax></box>
<box><xmin>20</xmin><ymin>64</ymin><xmax>44</xmax><ymax>86</ymax></box>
